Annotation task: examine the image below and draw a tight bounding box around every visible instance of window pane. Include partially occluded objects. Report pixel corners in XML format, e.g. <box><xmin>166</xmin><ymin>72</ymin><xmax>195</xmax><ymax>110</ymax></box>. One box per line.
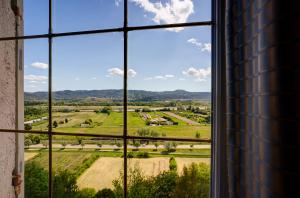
<box><xmin>128</xmin><ymin>27</ymin><xmax>211</xmax><ymax>139</ymax></box>
<box><xmin>52</xmin><ymin>33</ymin><xmax>123</xmax><ymax>135</ymax></box>
<box><xmin>24</xmin><ymin>39</ymin><xmax>49</xmax><ymax>132</ymax></box>
<box><xmin>53</xmin><ymin>0</ymin><xmax>123</xmax><ymax>33</ymax></box>
<box><xmin>129</xmin><ymin>0</ymin><xmax>211</xmax><ymax>27</ymax></box>
<box><xmin>24</xmin><ymin>133</ymin><xmax>49</xmax><ymax>198</ymax></box>
<box><xmin>51</xmin><ymin>136</ymin><xmax>124</xmax><ymax>197</ymax></box>
<box><xmin>126</xmin><ymin>138</ymin><xmax>211</xmax><ymax>197</ymax></box>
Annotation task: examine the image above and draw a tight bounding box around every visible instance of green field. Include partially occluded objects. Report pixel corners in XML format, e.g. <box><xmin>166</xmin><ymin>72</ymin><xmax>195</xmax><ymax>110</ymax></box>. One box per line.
<box><xmin>31</xmin><ymin>111</ymin><xmax>211</xmax><ymax>139</ymax></box>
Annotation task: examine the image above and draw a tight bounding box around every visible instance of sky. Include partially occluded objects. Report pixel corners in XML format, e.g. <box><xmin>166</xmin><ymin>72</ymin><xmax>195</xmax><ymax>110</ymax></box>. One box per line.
<box><xmin>24</xmin><ymin>0</ymin><xmax>212</xmax><ymax>92</ymax></box>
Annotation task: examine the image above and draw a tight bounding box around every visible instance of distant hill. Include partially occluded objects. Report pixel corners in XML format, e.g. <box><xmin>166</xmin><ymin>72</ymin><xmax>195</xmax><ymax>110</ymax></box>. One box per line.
<box><xmin>25</xmin><ymin>89</ymin><xmax>211</xmax><ymax>101</ymax></box>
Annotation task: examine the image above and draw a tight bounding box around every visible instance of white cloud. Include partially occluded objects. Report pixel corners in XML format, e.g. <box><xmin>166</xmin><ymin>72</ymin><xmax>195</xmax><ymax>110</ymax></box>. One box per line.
<box><xmin>131</xmin><ymin>0</ymin><xmax>194</xmax><ymax>32</ymax></box>
<box><xmin>31</xmin><ymin>62</ymin><xmax>48</xmax><ymax>69</ymax></box>
<box><xmin>182</xmin><ymin>67</ymin><xmax>211</xmax><ymax>81</ymax></box>
<box><xmin>128</xmin><ymin>69</ymin><xmax>137</xmax><ymax>77</ymax></box>
<box><xmin>107</xmin><ymin>67</ymin><xmax>137</xmax><ymax>77</ymax></box>
<box><xmin>91</xmin><ymin>77</ymin><xmax>97</xmax><ymax>80</ymax></box>
<box><xmin>145</xmin><ymin>74</ymin><xmax>175</xmax><ymax>80</ymax></box>
<box><xmin>24</xmin><ymin>74</ymin><xmax>48</xmax><ymax>81</ymax></box>
<box><xmin>115</xmin><ymin>0</ymin><xmax>122</xmax><ymax>6</ymax></box>
<box><xmin>187</xmin><ymin>38</ymin><xmax>211</xmax><ymax>52</ymax></box>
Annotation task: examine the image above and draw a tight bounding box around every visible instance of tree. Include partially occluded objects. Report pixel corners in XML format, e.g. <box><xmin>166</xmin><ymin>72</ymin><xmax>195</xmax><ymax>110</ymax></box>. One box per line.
<box><xmin>42</xmin><ymin>141</ymin><xmax>48</xmax><ymax>149</ymax></box>
<box><xmin>150</xmin><ymin>171</ymin><xmax>177</xmax><ymax>198</ymax></box>
<box><xmin>190</xmin><ymin>144</ymin><xmax>194</xmax><ymax>151</ymax></box>
<box><xmin>53</xmin><ymin>170</ymin><xmax>79</xmax><ymax>198</ymax></box>
<box><xmin>76</xmin><ymin>188</ymin><xmax>96</xmax><ymax>198</ymax></box>
<box><xmin>62</xmin><ymin>142</ymin><xmax>67</xmax><ymax>149</ymax></box>
<box><xmin>80</xmin><ymin>142</ymin><xmax>85</xmax><ymax>150</ymax></box>
<box><xmin>171</xmin><ymin>142</ymin><xmax>178</xmax><ymax>151</ymax></box>
<box><xmin>53</xmin><ymin>120</ymin><xmax>58</xmax><ymax>128</ymax></box>
<box><xmin>195</xmin><ymin>132</ymin><xmax>201</xmax><ymax>139</ymax></box>
<box><xmin>77</xmin><ymin>137</ymin><xmax>83</xmax><ymax>145</ymax></box>
<box><xmin>25</xmin><ymin>162</ymin><xmax>48</xmax><ymax>198</ymax></box>
<box><xmin>154</xmin><ymin>142</ymin><xmax>159</xmax><ymax>151</ymax></box>
<box><xmin>94</xmin><ymin>188</ymin><xmax>115</xmax><ymax>198</ymax></box>
<box><xmin>164</xmin><ymin>142</ymin><xmax>172</xmax><ymax>152</ymax></box>
<box><xmin>65</xmin><ymin>118</ymin><xmax>68</xmax><ymax>123</ymax></box>
<box><xmin>25</xmin><ymin>124</ymin><xmax>32</xmax><ymax>131</ymax></box>
<box><xmin>173</xmin><ymin>163</ymin><xmax>210</xmax><ymax>198</ymax></box>
<box><xmin>133</xmin><ymin>141</ymin><xmax>140</xmax><ymax>150</ymax></box>
<box><xmin>97</xmin><ymin>143</ymin><xmax>102</xmax><ymax>150</ymax></box>
<box><xmin>24</xmin><ymin>138</ymin><xmax>32</xmax><ymax>149</ymax></box>
<box><xmin>169</xmin><ymin>157</ymin><xmax>177</xmax><ymax>171</ymax></box>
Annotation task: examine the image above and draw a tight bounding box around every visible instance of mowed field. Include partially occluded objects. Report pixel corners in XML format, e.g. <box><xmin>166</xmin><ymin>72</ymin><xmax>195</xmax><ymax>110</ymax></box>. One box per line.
<box><xmin>77</xmin><ymin>157</ymin><xmax>210</xmax><ymax>190</ymax></box>
<box><xmin>31</xmin><ymin>111</ymin><xmax>211</xmax><ymax>139</ymax></box>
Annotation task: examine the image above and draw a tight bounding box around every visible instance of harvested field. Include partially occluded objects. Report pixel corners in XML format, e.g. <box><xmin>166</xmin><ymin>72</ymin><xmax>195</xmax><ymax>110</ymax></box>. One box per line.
<box><xmin>24</xmin><ymin>152</ymin><xmax>39</xmax><ymax>161</ymax></box>
<box><xmin>77</xmin><ymin>157</ymin><xmax>210</xmax><ymax>190</ymax></box>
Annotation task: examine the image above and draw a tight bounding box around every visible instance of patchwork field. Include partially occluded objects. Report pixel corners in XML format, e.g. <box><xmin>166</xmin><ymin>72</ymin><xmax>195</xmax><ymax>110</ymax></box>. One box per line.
<box><xmin>77</xmin><ymin>157</ymin><xmax>210</xmax><ymax>190</ymax></box>
<box><xmin>31</xmin><ymin>111</ymin><xmax>211</xmax><ymax>139</ymax></box>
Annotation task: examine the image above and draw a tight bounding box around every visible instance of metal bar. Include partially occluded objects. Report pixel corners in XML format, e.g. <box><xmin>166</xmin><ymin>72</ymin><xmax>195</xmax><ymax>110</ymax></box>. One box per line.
<box><xmin>0</xmin><ymin>129</ymin><xmax>211</xmax><ymax>143</ymax></box>
<box><xmin>48</xmin><ymin>0</ymin><xmax>53</xmax><ymax>197</ymax></box>
<box><xmin>0</xmin><ymin>21</ymin><xmax>213</xmax><ymax>41</ymax></box>
<box><xmin>123</xmin><ymin>0</ymin><xmax>128</xmax><ymax>197</ymax></box>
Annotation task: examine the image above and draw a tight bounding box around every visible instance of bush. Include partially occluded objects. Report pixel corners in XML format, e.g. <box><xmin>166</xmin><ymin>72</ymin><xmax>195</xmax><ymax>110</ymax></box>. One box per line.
<box><xmin>141</xmin><ymin>108</ymin><xmax>151</xmax><ymax>112</ymax></box>
<box><xmin>94</xmin><ymin>188</ymin><xmax>115</xmax><ymax>198</ymax></box>
<box><xmin>25</xmin><ymin>162</ymin><xmax>48</xmax><ymax>198</ymax></box>
<box><xmin>195</xmin><ymin>132</ymin><xmax>201</xmax><ymax>138</ymax></box>
<box><xmin>76</xmin><ymin>188</ymin><xmax>96</xmax><ymax>198</ymax></box>
<box><xmin>127</xmin><ymin>152</ymin><xmax>134</xmax><ymax>158</ymax></box>
<box><xmin>25</xmin><ymin>124</ymin><xmax>32</xmax><ymax>131</ymax></box>
<box><xmin>136</xmin><ymin>152</ymin><xmax>149</xmax><ymax>158</ymax></box>
<box><xmin>53</xmin><ymin>121</ymin><xmax>58</xmax><ymax>128</ymax></box>
<box><xmin>169</xmin><ymin>157</ymin><xmax>177</xmax><ymax>171</ymax></box>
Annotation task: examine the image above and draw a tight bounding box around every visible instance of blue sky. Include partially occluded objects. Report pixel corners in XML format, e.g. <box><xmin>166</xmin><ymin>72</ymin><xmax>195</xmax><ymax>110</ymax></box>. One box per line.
<box><xmin>24</xmin><ymin>0</ymin><xmax>211</xmax><ymax>92</ymax></box>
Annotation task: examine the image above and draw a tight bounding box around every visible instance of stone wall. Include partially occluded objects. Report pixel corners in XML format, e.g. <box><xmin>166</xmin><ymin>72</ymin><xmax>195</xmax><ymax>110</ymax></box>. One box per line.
<box><xmin>0</xmin><ymin>0</ymin><xmax>24</xmax><ymax>197</ymax></box>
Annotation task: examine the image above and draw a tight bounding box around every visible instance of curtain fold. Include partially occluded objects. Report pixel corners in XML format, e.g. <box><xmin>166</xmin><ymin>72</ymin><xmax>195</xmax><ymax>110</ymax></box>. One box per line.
<box><xmin>225</xmin><ymin>0</ymin><xmax>300</xmax><ymax>197</ymax></box>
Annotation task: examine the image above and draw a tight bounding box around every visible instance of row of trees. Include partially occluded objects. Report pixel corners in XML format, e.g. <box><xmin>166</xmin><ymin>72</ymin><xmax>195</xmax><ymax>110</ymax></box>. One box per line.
<box><xmin>25</xmin><ymin>159</ymin><xmax>210</xmax><ymax>198</ymax></box>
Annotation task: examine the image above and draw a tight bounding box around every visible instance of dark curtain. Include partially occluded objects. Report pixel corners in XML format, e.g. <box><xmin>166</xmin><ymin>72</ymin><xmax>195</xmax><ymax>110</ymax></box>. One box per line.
<box><xmin>225</xmin><ymin>0</ymin><xmax>300</xmax><ymax>197</ymax></box>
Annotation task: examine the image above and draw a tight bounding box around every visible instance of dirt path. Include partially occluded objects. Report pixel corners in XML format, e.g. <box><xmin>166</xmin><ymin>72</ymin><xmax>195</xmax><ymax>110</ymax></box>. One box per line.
<box><xmin>77</xmin><ymin>157</ymin><xmax>210</xmax><ymax>191</ymax></box>
<box><xmin>164</xmin><ymin>112</ymin><xmax>200</xmax><ymax>125</ymax></box>
<box><xmin>24</xmin><ymin>152</ymin><xmax>39</xmax><ymax>161</ymax></box>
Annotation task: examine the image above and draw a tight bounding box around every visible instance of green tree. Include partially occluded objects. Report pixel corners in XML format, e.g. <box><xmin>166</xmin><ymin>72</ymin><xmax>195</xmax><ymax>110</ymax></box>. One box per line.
<box><xmin>53</xmin><ymin>170</ymin><xmax>78</xmax><ymax>198</ymax></box>
<box><xmin>25</xmin><ymin>162</ymin><xmax>48</xmax><ymax>198</ymax></box>
<box><xmin>24</xmin><ymin>124</ymin><xmax>32</xmax><ymax>131</ymax></box>
<box><xmin>169</xmin><ymin>157</ymin><xmax>177</xmax><ymax>171</ymax></box>
<box><xmin>65</xmin><ymin>118</ymin><xmax>68</xmax><ymax>123</ymax></box>
<box><xmin>154</xmin><ymin>142</ymin><xmax>159</xmax><ymax>151</ymax></box>
<box><xmin>53</xmin><ymin>120</ymin><xmax>58</xmax><ymax>128</ymax></box>
<box><xmin>173</xmin><ymin>163</ymin><xmax>210</xmax><ymax>198</ymax></box>
<box><xmin>195</xmin><ymin>132</ymin><xmax>201</xmax><ymax>138</ymax></box>
<box><xmin>133</xmin><ymin>141</ymin><xmax>141</xmax><ymax>150</ymax></box>
<box><xmin>150</xmin><ymin>171</ymin><xmax>177</xmax><ymax>198</ymax></box>
<box><xmin>94</xmin><ymin>188</ymin><xmax>115</xmax><ymax>198</ymax></box>
<box><xmin>24</xmin><ymin>138</ymin><xmax>32</xmax><ymax>149</ymax></box>
<box><xmin>76</xmin><ymin>188</ymin><xmax>96</xmax><ymax>198</ymax></box>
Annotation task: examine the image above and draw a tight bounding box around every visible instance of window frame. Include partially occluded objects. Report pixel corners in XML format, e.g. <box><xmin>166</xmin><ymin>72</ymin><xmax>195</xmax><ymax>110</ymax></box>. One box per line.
<box><xmin>0</xmin><ymin>0</ymin><xmax>219</xmax><ymax>198</ymax></box>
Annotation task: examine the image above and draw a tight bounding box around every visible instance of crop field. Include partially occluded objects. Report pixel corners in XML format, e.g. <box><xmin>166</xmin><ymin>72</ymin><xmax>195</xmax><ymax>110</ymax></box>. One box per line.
<box><xmin>30</xmin><ymin>110</ymin><xmax>211</xmax><ymax>139</ymax></box>
<box><xmin>77</xmin><ymin>157</ymin><xmax>210</xmax><ymax>190</ymax></box>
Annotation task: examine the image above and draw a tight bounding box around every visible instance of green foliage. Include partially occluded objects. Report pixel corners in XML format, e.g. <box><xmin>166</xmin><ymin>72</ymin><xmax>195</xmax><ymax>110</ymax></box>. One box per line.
<box><xmin>169</xmin><ymin>157</ymin><xmax>177</xmax><ymax>171</ymax></box>
<box><xmin>53</xmin><ymin>170</ymin><xmax>78</xmax><ymax>198</ymax></box>
<box><xmin>53</xmin><ymin>120</ymin><xmax>58</xmax><ymax>128</ymax></box>
<box><xmin>25</xmin><ymin>162</ymin><xmax>48</xmax><ymax>198</ymax></box>
<box><xmin>24</xmin><ymin>138</ymin><xmax>32</xmax><ymax>149</ymax></box>
<box><xmin>150</xmin><ymin>171</ymin><xmax>177</xmax><ymax>198</ymax></box>
<box><xmin>84</xmin><ymin>119</ymin><xmax>93</xmax><ymax>125</ymax></box>
<box><xmin>25</xmin><ymin>124</ymin><xmax>32</xmax><ymax>131</ymax></box>
<box><xmin>195</xmin><ymin>132</ymin><xmax>201</xmax><ymax>138</ymax></box>
<box><xmin>142</xmin><ymin>108</ymin><xmax>151</xmax><ymax>112</ymax></box>
<box><xmin>25</xmin><ymin>134</ymin><xmax>41</xmax><ymax>145</ymax></box>
<box><xmin>76</xmin><ymin>188</ymin><xmax>96</xmax><ymax>198</ymax></box>
<box><xmin>136</xmin><ymin>152</ymin><xmax>149</xmax><ymax>158</ymax></box>
<box><xmin>24</xmin><ymin>106</ymin><xmax>48</xmax><ymax>121</ymax></box>
<box><xmin>173</xmin><ymin>163</ymin><xmax>210</xmax><ymax>198</ymax></box>
<box><xmin>133</xmin><ymin>141</ymin><xmax>141</xmax><ymax>150</ymax></box>
<box><xmin>100</xmin><ymin>107</ymin><xmax>112</xmax><ymax>115</ymax></box>
<box><xmin>94</xmin><ymin>188</ymin><xmax>115</xmax><ymax>198</ymax></box>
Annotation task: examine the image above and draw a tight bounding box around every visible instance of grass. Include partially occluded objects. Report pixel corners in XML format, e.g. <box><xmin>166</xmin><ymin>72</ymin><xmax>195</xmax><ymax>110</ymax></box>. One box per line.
<box><xmin>31</xmin><ymin>110</ymin><xmax>211</xmax><ymax>139</ymax></box>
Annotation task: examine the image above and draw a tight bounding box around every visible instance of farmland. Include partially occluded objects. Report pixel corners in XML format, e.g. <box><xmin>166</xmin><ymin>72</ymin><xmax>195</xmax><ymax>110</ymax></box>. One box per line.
<box><xmin>28</xmin><ymin>109</ymin><xmax>211</xmax><ymax>139</ymax></box>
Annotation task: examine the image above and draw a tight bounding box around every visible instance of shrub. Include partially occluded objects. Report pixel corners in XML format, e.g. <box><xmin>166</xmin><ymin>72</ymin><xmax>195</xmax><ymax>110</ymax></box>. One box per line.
<box><xmin>94</xmin><ymin>188</ymin><xmax>115</xmax><ymax>198</ymax></box>
<box><xmin>76</xmin><ymin>188</ymin><xmax>96</xmax><ymax>198</ymax></box>
<box><xmin>25</xmin><ymin>124</ymin><xmax>32</xmax><ymax>131</ymax></box>
<box><xmin>136</xmin><ymin>152</ymin><xmax>149</xmax><ymax>158</ymax></box>
<box><xmin>25</xmin><ymin>162</ymin><xmax>48</xmax><ymax>198</ymax></box>
<box><xmin>53</xmin><ymin>121</ymin><xmax>58</xmax><ymax>128</ymax></box>
<box><xmin>169</xmin><ymin>157</ymin><xmax>177</xmax><ymax>171</ymax></box>
<box><xmin>195</xmin><ymin>132</ymin><xmax>201</xmax><ymax>138</ymax></box>
<box><xmin>127</xmin><ymin>152</ymin><xmax>134</xmax><ymax>158</ymax></box>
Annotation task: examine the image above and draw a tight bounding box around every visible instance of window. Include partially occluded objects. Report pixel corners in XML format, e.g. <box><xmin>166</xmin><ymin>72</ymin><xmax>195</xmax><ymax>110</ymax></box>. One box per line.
<box><xmin>0</xmin><ymin>0</ymin><xmax>215</xmax><ymax>197</ymax></box>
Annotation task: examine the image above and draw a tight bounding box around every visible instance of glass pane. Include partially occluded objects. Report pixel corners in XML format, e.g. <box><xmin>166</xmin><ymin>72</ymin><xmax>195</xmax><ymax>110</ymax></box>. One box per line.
<box><xmin>53</xmin><ymin>0</ymin><xmax>123</xmax><ymax>33</ymax></box>
<box><xmin>52</xmin><ymin>136</ymin><xmax>124</xmax><ymax>197</ymax></box>
<box><xmin>24</xmin><ymin>133</ymin><xmax>49</xmax><ymax>198</ymax></box>
<box><xmin>128</xmin><ymin>27</ymin><xmax>211</xmax><ymax>139</ymax></box>
<box><xmin>129</xmin><ymin>0</ymin><xmax>211</xmax><ymax>28</ymax></box>
<box><xmin>52</xmin><ymin>33</ymin><xmax>123</xmax><ymax>135</ymax></box>
<box><xmin>0</xmin><ymin>0</ymin><xmax>48</xmax><ymax>37</ymax></box>
<box><xmin>126</xmin><ymin>138</ymin><xmax>211</xmax><ymax>197</ymax></box>
<box><xmin>24</xmin><ymin>39</ymin><xmax>49</xmax><ymax>132</ymax></box>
